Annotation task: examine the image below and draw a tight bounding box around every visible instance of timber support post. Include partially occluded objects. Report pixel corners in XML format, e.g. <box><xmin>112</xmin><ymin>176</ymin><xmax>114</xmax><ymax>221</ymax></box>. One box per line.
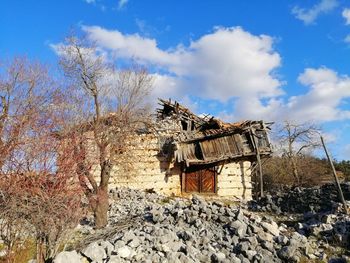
<box><xmin>320</xmin><ymin>136</ymin><xmax>348</xmax><ymax>214</ymax></box>
<box><xmin>252</xmin><ymin>129</ymin><xmax>264</xmax><ymax>198</ymax></box>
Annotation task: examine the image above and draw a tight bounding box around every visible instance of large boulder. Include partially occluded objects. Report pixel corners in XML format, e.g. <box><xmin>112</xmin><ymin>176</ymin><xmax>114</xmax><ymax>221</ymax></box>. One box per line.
<box><xmin>54</xmin><ymin>251</ymin><xmax>81</xmax><ymax>263</ymax></box>
<box><xmin>81</xmin><ymin>242</ymin><xmax>107</xmax><ymax>262</ymax></box>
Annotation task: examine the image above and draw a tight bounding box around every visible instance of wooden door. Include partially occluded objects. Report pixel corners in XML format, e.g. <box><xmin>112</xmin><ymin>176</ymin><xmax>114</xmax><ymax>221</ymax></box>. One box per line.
<box><xmin>185</xmin><ymin>170</ymin><xmax>200</xmax><ymax>192</ymax></box>
<box><xmin>200</xmin><ymin>169</ymin><xmax>215</xmax><ymax>193</ymax></box>
<box><xmin>185</xmin><ymin>167</ymin><xmax>216</xmax><ymax>193</ymax></box>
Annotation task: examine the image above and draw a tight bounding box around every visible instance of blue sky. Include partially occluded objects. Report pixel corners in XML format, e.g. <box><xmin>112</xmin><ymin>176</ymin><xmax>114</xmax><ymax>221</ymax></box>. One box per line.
<box><xmin>1</xmin><ymin>0</ymin><xmax>350</xmax><ymax>160</ymax></box>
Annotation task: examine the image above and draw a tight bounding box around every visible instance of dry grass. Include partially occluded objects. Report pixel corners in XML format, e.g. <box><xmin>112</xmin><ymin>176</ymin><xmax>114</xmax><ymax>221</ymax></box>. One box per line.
<box><xmin>0</xmin><ymin>239</ymin><xmax>36</xmax><ymax>263</ymax></box>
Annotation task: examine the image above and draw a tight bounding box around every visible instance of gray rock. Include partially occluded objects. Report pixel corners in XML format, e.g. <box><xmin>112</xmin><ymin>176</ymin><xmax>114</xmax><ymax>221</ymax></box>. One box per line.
<box><xmin>114</xmin><ymin>240</ymin><xmax>126</xmax><ymax>248</ymax></box>
<box><xmin>218</xmin><ymin>215</ymin><xmax>229</xmax><ymax>224</ymax></box>
<box><xmin>229</xmin><ymin>220</ymin><xmax>247</xmax><ymax>238</ymax></box>
<box><xmin>166</xmin><ymin>252</ymin><xmax>182</xmax><ymax>263</ymax></box>
<box><xmin>210</xmin><ymin>252</ymin><xmax>226</xmax><ymax>263</ymax></box>
<box><xmin>199</xmin><ymin>236</ymin><xmax>210</xmax><ymax>245</ymax></box>
<box><xmin>238</xmin><ymin>254</ymin><xmax>251</xmax><ymax>263</ymax></box>
<box><xmin>128</xmin><ymin>237</ymin><xmax>140</xmax><ymax>248</ymax></box>
<box><xmin>177</xmin><ymin>230</ymin><xmax>192</xmax><ymax>241</ymax></box>
<box><xmin>81</xmin><ymin>242</ymin><xmax>107</xmax><ymax>262</ymax></box>
<box><xmin>277</xmin><ymin>245</ymin><xmax>297</xmax><ymax>261</ymax></box>
<box><xmin>75</xmin><ymin>187</ymin><xmax>343</xmax><ymax>263</ymax></box>
<box><xmin>258</xmin><ymin>249</ymin><xmax>278</xmax><ymax>263</ymax></box>
<box><xmin>236</xmin><ymin>209</ymin><xmax>246</xmax><ymax>222</ymax></box>
<box><xmin>236</xmin><ymin>241</ymin><xmax>250</xmax><ymax>253</ymax></box>
<box><xmin>54</xmin><ymin>251</ymin><xmax>81</xmax><ymax>263</ymax></box>
<box><xmin>261</xmin><ymin>241</ymin><xmax>274</xmax><ymax>252</ymax></box>
<box><xmin>261</xmin><ymin>221</ymin><xmax>279</xmax><ymax>236</ymax></box>
<box><xmin>159</xmin><ymin>231</ymin><xmax>177</xmax><ymax>244</ymax></box>
<box><xmin>245</xmin><ymin>250</ymin><xmax>257</xmax><ymax>261</ymax></box>
<box><xmin>216</xmin><ymin>252</ymin><xmax>226</xmax><ymax>260</ymax></box>
<box><xmin>116</xmin><ymin>245</ymin><xmax>134</xmax><ymax>258</ymax></box>
<box><xmin>230</xmin><ymin>256</ymin><xmax>241</xmax><ymax>263</ymax></box>
<box><xmin>275</xmin><ymin>235</ymin><xmax>289</xmax><ymax>245</ymax></box>
<box><xmin>231</xmin><ymin>236</ymin><xmax>239</xmax><ymax>246</ymax></box>
<box><xmin>192</xmin><ymin>195</ymin><xmax>206</xmax><ymax>205</ymax></box>
<box><xmin>167</xmin><ymin>240</ymin><xmax>183</xmax><ymax>252</ymax></box>
<box><xmin>108</xmin><ymin>255</ymin><xmax>122</xmax><ymax>263</ymax></box>
<box><xmin>257</xmin><ymin>230</ymin><xmax>274</xmax><ymax>243</ymax></box>
<box><xmin>100</xmin><ymin>240</ymin><xmax>114</xmax><ymax>256</ymax></box>
<box><xmin>243</xmin><ymin>236</ymin><xmax>258</xmax><ymax>248</ymax></box>
<box><xmin>328</xmin><ymin>258</ymin><xmax>347</xmax><ymax>263</ymax></box>
<box><xmin>122</xmin><ymin>230</ymin><xmax>136</xmax><ymax>242</ymax></box>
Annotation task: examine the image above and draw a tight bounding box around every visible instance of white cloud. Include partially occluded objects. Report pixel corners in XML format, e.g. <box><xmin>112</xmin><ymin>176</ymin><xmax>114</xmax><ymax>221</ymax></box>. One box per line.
<box><xmin>292</xmin><ymin>0</ymin><xmax>338</xmax><ymax>25</ymax></box>
<box><xmin>150</xmin><ymin>74</ymin><xmax>185</xmax><ymax>100</ymax></box>
<box><xmin>342</xmin><ymin>8</ymin><xmax>350</xmax><ymax>25</ymax></box>
<box><xmin>134</xmin><ymin>18</ymin><xmax>169</xmax><ymax>37</ymax></box>
<box><xmin>82</xmin><ymin>25</ymin><xmax>177</xmax><ymax>67</ymax></box>
<box><xmin>135</xmin><ymin>19</ymin><xmax>148</xmax><ymax>35</ymax></box>
<box><xmin>345</xmin><ymin>35</ymin><xmax>350</xmax><ymax>43</ymax></box>
<box><xmin>118</xmin><ymin>0</ymin><xmax>129</xmax><ymax>9</ymax></box>
<box><xmin>235</xmin><ymin>67</ymin><xmax>350</xmax><ymax>123</ymax></box>
<box><xmin>52</xmin><ymin>26</ymin><xmax>350</xmax><ymax>126</ymax></box>
<box><xmin>291</xmin><ymin>68</ymin><xmax>350</xmax><ymax>120</ymax></box>
<box><xmin>84</xmin><ymin>0</ymin><xmax>95</xmax><ymax>4</ymax></box>
<box><xmin>82</xmin><ymin>25</ymin><xmax>282</xmax><ymax>102</ymax></box>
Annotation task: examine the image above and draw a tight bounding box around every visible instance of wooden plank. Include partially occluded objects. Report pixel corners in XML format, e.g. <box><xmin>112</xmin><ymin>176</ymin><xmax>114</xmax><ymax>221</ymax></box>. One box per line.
<box><xmin>201</xmin><ymin>169</ymin><xmax>216</xmax><ymax>193</ymax></box>
<box><xmin>252</xmin><ymin>129</ymin><xmax>264</xmax><ymax>198</ymax></box>
<box><xmin>185</xmin><ymin>171</ymin><xmax>200</xmax><ymax>192</ymax></box>
<box><xmin>234</xmin><ymin>134</ymin><xmax>244</xmax><ymax>154</ymax></box>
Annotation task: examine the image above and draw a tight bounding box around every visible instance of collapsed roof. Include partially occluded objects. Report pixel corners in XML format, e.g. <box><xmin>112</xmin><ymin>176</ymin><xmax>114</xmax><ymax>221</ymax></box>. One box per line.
<box><xmin>157</xmin><ymin>99</ymin><xmax>272</xmax><ymax>166</ymax></box>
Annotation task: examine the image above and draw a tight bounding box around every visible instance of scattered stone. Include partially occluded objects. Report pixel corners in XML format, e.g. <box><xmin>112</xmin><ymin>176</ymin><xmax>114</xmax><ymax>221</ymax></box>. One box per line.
<box><xmin>249</xmin><ymin>182</ymin><xmax>350</xmax><ymax>214</ymax></box>
<box><xmin>116</xmin><ymin>245</ymin><xmax>133</xmax><ymax>258</ymax></box>
<box><xmin>81</xmin><ymin>242</ymin><xmax>106</xmax><ymax>262</ymax></box>
<box><xmin>53</xmin><ymin>251</ymin><xmax>81</xmax><ymax>263</ymax></box>
<box><xmin>261</xmin><ymin>221</ymin><xmax>279</xmax><ymax>236</ymax></box>
<box><xmin>54</xmin><ymin>187</ymin><xmax>350</xmax><ymax>263</ymax></box>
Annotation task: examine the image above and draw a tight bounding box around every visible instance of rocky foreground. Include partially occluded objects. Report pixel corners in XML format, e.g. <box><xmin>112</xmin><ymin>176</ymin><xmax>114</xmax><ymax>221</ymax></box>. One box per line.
<box><xmin>54</xmin><ymin>186</ymin><xmax>350</xmax><ymax>263</ymax></box>
<box><xmin>249</xmin><ymin>183</ymin><xmax>350</xmax><ymax>214</ymax></box>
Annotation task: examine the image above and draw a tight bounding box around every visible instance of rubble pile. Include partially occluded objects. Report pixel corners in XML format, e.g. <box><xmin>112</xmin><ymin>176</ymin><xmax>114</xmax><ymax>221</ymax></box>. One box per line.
<box><xmin>247</xmin><ymin>183</ymin><xmax>350</xmax><ymax>261</ymax></box>
<box><xmin>53</xmin><ymin>188</ymin><xmax>347</xmax><ymax>263</ymax></box>
<box><xmin>249</xmin><ymin>182</ymin><xmax>350</xmax><ymax>214</ymax></box>
<box><xmin>297</xmin><ymin>212</ymin><xmax>350</xmax><ymax>250</ymax></box>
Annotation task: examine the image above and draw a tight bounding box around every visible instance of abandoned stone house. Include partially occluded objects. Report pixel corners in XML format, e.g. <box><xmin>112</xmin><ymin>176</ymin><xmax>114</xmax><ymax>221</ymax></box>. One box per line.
<box><xmin>87</xmin><ymin>99</ymin><xmax>272</xmax><ymax>200</ymax></box>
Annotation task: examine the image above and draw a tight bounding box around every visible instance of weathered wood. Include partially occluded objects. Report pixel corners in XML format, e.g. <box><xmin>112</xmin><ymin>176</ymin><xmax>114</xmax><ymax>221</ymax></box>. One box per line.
<box><xmin>185</xmin><ymin>171</ymin><xmax>200</xmax><ymax>192</ymax></box>
<box><xmin>252</xmin><ymin>130</ymin><xmax>264</xmax><ymax>198</ymax></box>
<box><xmin>184</xmin><ymin>168</ymin><xmax>216</xmax><ymax>193</ymax></box>
<box><xmin>321</xmin><ymin>136</ymin><xmax>348</xmax><ymax>214</ymax></box>
<box><xmin>201</xmin><ymin>169</ymin><xmax>216</xmax><ymax>193</ymax></box>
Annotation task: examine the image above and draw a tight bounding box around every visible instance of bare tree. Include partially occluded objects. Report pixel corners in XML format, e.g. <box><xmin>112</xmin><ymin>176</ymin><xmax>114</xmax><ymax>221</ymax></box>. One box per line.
<box><xmin>277</xmin><ymin>121</ymin><xmax>321</xmax><ymax>185</ymax></box>
<box><xmin>0</xmin><ymin>57</ymin><xmax>85</xmax><ymax>263</ymax></box>
<box><xmin>57</xmin><ymin>35</ymin><xmax>153</xmax><ymax>228</ymax></box>
<box><xmin>0</xmin><ymin>57</ymin><xmax>52</xmax><ymax>171</ymax></box>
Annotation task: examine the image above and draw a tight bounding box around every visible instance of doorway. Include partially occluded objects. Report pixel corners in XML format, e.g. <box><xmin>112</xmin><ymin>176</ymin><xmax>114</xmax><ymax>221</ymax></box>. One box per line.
<box><xmin>184</xmin><ymin>167</ymin><xmax>216</xmax><ymax>193</ymax></box>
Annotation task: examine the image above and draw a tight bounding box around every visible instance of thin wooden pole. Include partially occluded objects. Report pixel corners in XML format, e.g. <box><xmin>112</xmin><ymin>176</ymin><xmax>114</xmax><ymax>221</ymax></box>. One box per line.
<box><xmin>252</xmin><ymin>130</ymin><xmax>264</xmax><ymax>198</ymax></box>
<box><xmin>320</xmin><ymin>136</ymin><xmax>348</xmax><ymax>214</ymax></box>
<box><xmin>257</xmin><ymin>150</ymin><xmax>263</xmax><ymax>198</ymax></box>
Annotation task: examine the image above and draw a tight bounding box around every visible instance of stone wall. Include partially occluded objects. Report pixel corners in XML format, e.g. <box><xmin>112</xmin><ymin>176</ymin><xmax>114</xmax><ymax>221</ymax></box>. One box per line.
<box><xmin>217</xmin><ymin>161</ymin><xmax>252</xmax><ymax>200</ymax></box>
<box><xmin>88</xmin><ymin>130</ymin><xmax>252</xmax><ymax>199</ymax></box>
<box><xmin>95</xmin><ymin>133</ymin><xmax>182</xmax><ymax>196</ymax></box>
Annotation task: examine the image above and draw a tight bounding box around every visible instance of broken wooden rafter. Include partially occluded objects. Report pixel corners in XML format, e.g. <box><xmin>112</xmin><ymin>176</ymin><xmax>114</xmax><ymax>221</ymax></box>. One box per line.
<box><xmin>158</xmin><ymin>99</ymin><xmax>273</xmax><ymax>167</ymax></box>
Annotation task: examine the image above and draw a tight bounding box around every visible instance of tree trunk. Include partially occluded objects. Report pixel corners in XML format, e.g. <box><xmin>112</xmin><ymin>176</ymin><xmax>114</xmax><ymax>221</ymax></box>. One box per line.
<box><xmin>291</xmin><ymin>157</ymin><xmax>300</xmax><ymax>185</ymax></box>
<box><xmin>36</xmin><ymin>237</ymin><xmax>45</xmax><ymax>263</ymax></box>
<box><xmin>94</xmin><ymin>186</ymin><xmax>109</xmax><ymax>228</ymax></box>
